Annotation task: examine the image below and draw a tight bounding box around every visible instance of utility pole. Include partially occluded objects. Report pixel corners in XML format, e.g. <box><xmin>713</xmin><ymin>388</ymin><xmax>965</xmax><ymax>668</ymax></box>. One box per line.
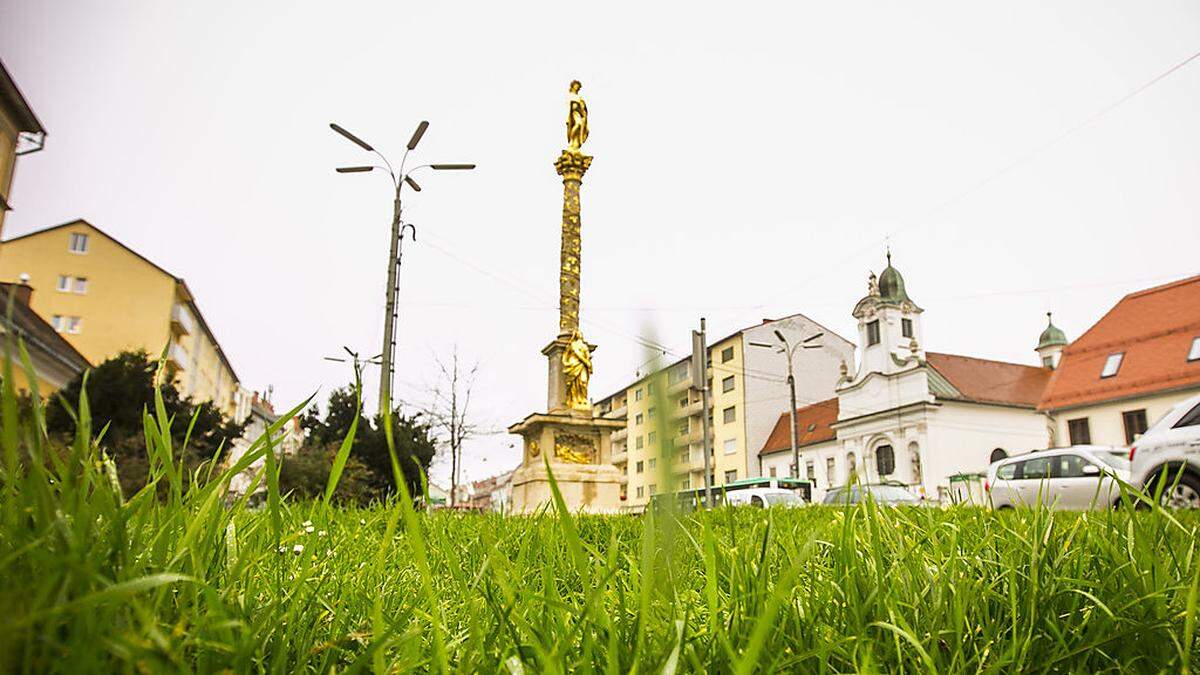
<box><xmin>692</xmin><ymin>318</ymin><xmax>714</xmax><ymax>508</ymax></box>
<box><xmin>329</xmin><ymin>121</ymin><xmax>475</xmax><ymax>418</ymax></box>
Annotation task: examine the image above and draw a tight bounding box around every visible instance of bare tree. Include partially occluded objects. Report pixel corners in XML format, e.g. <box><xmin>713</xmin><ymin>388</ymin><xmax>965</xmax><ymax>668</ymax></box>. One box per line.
<box><xmin>424</xmin><ymin>346</ymin><xmax>481</xmax><ymax>508</ymax></box>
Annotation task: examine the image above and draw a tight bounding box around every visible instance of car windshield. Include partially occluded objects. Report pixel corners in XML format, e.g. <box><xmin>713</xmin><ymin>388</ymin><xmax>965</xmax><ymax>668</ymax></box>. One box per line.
<box><xmin>1094</xmin><ymin>452</ymin><xmax>1130</xmax><ymax>470</ymax></box>
<box><xmin>763</xmin><ymin>493</ymin><xmax>801</xmax><ymax>505</ymax></box>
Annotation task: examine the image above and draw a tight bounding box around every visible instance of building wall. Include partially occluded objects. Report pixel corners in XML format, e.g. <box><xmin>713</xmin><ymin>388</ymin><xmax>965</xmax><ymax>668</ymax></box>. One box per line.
<box><xmin>0</xmin><ymin>105</ymin><xmax>19</xmax><ymax>236</ymax></box>
<box><xmin>923</xmin><ymin>402</ymin><xmax>1049</xmax><ymax>499</ymax></box>
<box><xmin>0</xmin><ymin>222</ymin><xmax>240</xmax><ymax>417</ymax></box>
<box><xmin>1049</xmin><ymin>387</ymin><xmax>1200</xmax><ymax>448</ymax></box>
<box><xmin>741</xmin><ymin>316</ymin><xmax>854</xmax><ymax>477</ymax></box>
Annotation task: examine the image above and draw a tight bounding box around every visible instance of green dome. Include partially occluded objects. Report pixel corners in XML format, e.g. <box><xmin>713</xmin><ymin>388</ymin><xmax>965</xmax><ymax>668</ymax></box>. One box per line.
<box><xmin>1037</xmin><ymin>312</ymin><xmax>1068</xmax><ymax>349</ymax></box>
<box><xmin>877</xmin><ymin>252</ymin><xmax>912</xmax><ymax>305</ymax></box>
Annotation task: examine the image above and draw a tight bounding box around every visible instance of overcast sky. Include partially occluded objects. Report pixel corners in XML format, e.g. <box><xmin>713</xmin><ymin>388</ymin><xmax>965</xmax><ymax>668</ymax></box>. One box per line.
<box><xmin>2</xmin><ymin>1</ymin><xmax>1198</xmax><ymax>484</ymax></box>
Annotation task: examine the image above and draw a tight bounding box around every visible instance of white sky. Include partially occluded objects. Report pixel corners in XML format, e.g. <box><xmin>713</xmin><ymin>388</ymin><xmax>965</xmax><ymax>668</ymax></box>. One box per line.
<box><xmin>2</xmin><ymin>1</ymin><xmax>1198</xmax><ymax>485</ymax></box>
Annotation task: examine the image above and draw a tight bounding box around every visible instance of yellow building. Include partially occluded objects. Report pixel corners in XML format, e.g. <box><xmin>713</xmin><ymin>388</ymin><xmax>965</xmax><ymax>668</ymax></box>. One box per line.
<box><xmin>0</xmin><ymin>59</ymin><xmax>47</xmax><ymax>239</ymax></box>
<box><xmin>594</xmin><ymin>313</ymin><xmax>854</xmax><ymax>511</ymax></box>
<box><xmin>0</xmin><ymin>219</ymin><xmax>242</xmax><ymax>417</ymax></box>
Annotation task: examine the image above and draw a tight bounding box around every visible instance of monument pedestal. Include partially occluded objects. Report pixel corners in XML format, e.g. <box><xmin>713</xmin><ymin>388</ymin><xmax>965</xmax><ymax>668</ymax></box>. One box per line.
<box><xmin>508</xmin><ymin>411</ymin><xmax>625</xmax><ymax>514</ymax></box>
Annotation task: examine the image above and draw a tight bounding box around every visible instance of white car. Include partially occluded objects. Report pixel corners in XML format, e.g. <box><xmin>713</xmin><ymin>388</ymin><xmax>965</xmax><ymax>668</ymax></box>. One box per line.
<box><xmin>986</xmin><ymin>446</ymin><xmax>1130</xmax><ymax>510</ymax></box>
<box><xmin>1129</xmin><ymin>393</ymin><xmax>1200</xmax><ymax>509</ymax></box>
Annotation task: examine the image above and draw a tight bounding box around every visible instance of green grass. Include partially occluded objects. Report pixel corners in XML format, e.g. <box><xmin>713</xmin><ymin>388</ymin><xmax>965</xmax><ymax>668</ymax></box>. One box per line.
<box><xmin>2</xmin><ymin>349</ymin><xmax>1199</xmax><ymax>673</ymax></box>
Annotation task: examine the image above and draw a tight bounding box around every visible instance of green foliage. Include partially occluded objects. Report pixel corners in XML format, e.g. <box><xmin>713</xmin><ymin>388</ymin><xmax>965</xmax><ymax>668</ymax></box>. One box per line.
<box><xmin>45</xmin><ymin>349</ymin><xmax>245</xmax><ymax>493</ymax></box>
<box><xmin>1</xmin><ymin>344</ymin><xmax>1199</xmax><ymax>672</ymax></box>
<box><xmin>279</xmin><ymin>443</ymin><xmax>374</xmax><ymax>505</ymax></box>
<box><xmin>299</xmin><ymin>384</ymin><xmax>436</xmax><ymax>499</ymax></box>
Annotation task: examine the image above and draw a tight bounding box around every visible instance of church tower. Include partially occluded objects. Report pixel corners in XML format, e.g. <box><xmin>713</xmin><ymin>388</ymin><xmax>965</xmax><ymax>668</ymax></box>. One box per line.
<box><xmin>1035</xmin><ymin>312</ymin><xmax>1068</xmax><ymax>369</ymax></box>
<box><xmin>849</xmin><ymin>252</ymin><xmax>924</xmax><ymax>379</ymax></box>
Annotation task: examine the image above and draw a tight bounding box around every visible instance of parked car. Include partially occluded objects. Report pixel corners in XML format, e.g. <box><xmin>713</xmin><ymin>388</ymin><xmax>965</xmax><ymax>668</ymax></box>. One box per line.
<box><xmin>822</xmin><ymin>483</ymin><xmax>922</xmax><ymax>506</ymax></box>
<box><xmin>1129</xmin><ymin>393</ymin><xmax>1200</xmax><ymax>509</ymax></box>
<box><xmin>986</xmin><ymin>446</ymin><xmax>1130</xmax><ymax>510</ymax></box>
<box><xmin>725</xmin><ymin>488</ymin><xmax>805</xmax><ymax>508</ymax></box>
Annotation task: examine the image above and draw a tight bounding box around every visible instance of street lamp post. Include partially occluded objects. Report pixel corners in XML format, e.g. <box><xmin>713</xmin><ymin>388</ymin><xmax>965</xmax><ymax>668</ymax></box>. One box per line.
<box><xmin>330</xmin><ymin>121</ymin><xmax>474</xmax><ymax>418</ymax></box>
<box><xmin>750</xmin><ymin>330</ymin><xmax>823</xmax><ymax>479</ymax></box>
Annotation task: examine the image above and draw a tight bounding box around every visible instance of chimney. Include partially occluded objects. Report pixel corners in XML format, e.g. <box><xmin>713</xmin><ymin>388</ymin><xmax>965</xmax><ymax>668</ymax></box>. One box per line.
<box><xmin>10</xmin><ymin>274</ymin><xmax>33</xmax><ymax>305</ymax></box>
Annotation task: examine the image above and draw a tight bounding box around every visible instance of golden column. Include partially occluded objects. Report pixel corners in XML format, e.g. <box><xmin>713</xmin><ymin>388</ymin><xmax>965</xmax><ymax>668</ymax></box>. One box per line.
<box><xmin>547</xmin><ymin>80</ymin><xmax>594</xmax><ymax>413</ymax></box>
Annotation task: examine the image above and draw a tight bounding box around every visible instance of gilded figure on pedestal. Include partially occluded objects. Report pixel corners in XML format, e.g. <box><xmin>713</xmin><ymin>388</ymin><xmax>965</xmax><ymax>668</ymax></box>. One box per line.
<box><xmin>562</xmin><ymin>329</ymin><xmax>592</xmax><ymax>410</ymax></box>
<box><xmin>566</xmin><ymin>80</ymin><xmax>588</xmax><ymax>152</ymax></box>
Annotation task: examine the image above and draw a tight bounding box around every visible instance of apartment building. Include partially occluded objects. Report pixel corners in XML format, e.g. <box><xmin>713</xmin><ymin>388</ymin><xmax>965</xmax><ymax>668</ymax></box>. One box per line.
<box><xmin>593</xmin><ymin>313</ymin><xmax>854</xmax><ymax>511</ymax></box>
<box><xmin>0</xmin><ymin>219</ymin><xmax>242</xmax><ymax>417</ymax></box>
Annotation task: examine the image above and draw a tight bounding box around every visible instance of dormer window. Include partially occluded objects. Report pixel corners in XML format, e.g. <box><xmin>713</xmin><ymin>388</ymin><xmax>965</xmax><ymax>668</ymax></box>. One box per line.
<box><xmin>1189</xmin><ymin>337</ymin><xmax>1200</xmax><ymax>362</ymax></box>
<box><xmin>1100</xmin><ymin>353</ymin><xmax>1124</xmax><ymax>378</ymax></box>
<box><xmin>901</xmin><ymin>318</ymin><xmax>913</xmax><ymax>338</ymax></box>
<box><xmin>866</xmin><ymin>320</ymin><xmax>880</xmax><ymax>346</ymax></box>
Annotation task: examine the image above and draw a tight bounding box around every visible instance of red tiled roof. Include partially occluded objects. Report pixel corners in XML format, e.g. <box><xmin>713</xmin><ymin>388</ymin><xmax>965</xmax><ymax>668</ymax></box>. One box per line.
<box><xmin>1039</xmin><ymin>274</ymin><xmax>1200</xmax><ymax>411</ymax></box>
<box><xmin>926</xmin><ymin>352</ymin><xmax>1052</xmax><ymax>408</ymax></box>
<box><xmin>759</xmin><ymin>398</ymin><xmax>839</xmax><ymax>456</ymax></box>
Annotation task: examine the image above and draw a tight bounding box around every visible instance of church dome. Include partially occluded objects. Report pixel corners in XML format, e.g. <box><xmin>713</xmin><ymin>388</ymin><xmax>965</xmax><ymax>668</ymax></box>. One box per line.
<box><xmin>877</xmin><ymin>253</ymin><xmax>912</xmax><ymax>305</ymax></box>
<box><xmin>1037</xmin><ymin>312</ymin><xmax>1068</xmax><ymax>349</ymax></box>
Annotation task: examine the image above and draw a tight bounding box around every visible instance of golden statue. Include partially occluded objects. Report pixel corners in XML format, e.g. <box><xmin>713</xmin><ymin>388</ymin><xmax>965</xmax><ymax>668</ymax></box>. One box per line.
<box><xmin>554</xmin><ymin>433</ymin><xmax>594</xmax><ymax>464</ymax></box>
<box><xmin>566</xmin><ymin>80</ymin><xmax>589</xmax><ymax>152</ymax></box>
<box><xmin>562</xmin><ymin>329</ymin><xmax>592</xmax><ymax>410</ymax></box>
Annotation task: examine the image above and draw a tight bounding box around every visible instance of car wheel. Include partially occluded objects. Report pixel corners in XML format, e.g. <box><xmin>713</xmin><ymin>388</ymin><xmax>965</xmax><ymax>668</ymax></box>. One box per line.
<box><xmin>1152</xmin><ymin>469</ymin><xmax>1200</xmax><ymax>510</ymax></box>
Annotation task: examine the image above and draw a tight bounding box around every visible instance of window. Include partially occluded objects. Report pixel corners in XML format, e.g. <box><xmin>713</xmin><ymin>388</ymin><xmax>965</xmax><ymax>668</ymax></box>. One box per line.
<box><xmin>66</xmin><ymin>317</ymin><xmax>82</xmax><ymax>334</ymax></box>
<box><xmin>990</xmin><ymin>448</ymin><xmax>1008</xmax><ymax>464</ymax></box>
<box><xmin>668</xmin><ymin>365</ymin><xmax>689</xmax><ymax>384</ymax></box>
<box><xmin>724</xmin><ymin>470</ymin><xmax>737</xmax><ymax>483</ymax></box>
<box><xmin>769</xmin><ymin>466</ymin><xmax>777</xmax><ymax>477</ymax></box>
<box><xmin>56</xmin><ymin>275</ymin><xmax>70</xmax><ymax>292</ymax></box>
<box><xmin>680</xmin><ymin>478</ymin><xmax>690</xmax><ymax>489</ymax></box>
<box><xmin>636</xmin><ymin>436</ymin><xmax>644</xmax><ymax>450</ymax></box>
<box><xmin>1100</xmin><ymin>352</ymin><xmax>1123</xmax><ymax>378</ymax></box>
<box><xmin>722</xmin><ymin>376</ymin><xmax>735</xmax><ymax>393</ymax></box>
<box><xmin>676</xmin><ymin>421</ymin><xmax>688</xmax><ymax>437</ymax></box>
<box><xmin>1190</xmin><ymin>337</ymin><xmax>1200</xmax><ymax>362</ymax></box>
<box><xmin>648</xmin><ymin>382</ymin><xmax>655</xmax><ymax>395</ymax></box>
<box><xmin>68</xmin><ymin>232</ymin><xmax>89</xmax><ymax>253</ymax></box>
<box><xmin>723</xmin><ymin>438</ymin><xmax>736</xmax><ymax>455</ymax></box>
<box><xmin>648</xmin><ymin>484</ymin><xmax>657</xmax><ymax>496</ymax></box>
<box><xmin>636</xmin><ymin>460</ymin><xmax>644</xmax><ymax>474</ymax></box>
<box><xmin>73</xmin><ymin>277</ymin><xmax>88</xmax><ymax>294</ymax></box>
<box><xmin>51</xmin><ymin>315</ymin><xmax>64</xmax><ymax>331</ymax></box>
<box><xmin>996</xmin><ymin>463</ymin><xmax>1017</xmax><ymax>480</ymax></box>
<box><xmin>1122</xmin><ymin>409</ymin><xmax>1148</xmax><ymax>444</ymax></box>
<box><xmin>648</xmin><ymin>458</ymin><xmax>656</xmax><ymax>470</ymax></box>
<box><xmin>1042</xmin><ymin>355</ymin><xmax>1054</xmax><ymax>368</ymax></box>
<box><xmin>648</xmin><ymin>431</ymin><xmax>657</xmax><ymax>446</ymax></box>
<box><xmin>721</xmin><ymin>346</ymin><xmax>734</xmax><ymax>363</ymax></box>
<box><xmin>806</xmin><ymin>461</ymin><xmax>815</xmax><ymax>481</ymax></box>
<box><xmin>678</xmin><ymin>396</ymin><xmax>689</xmax><ymax>408</ymax></box>
<box><xmin>634</xmin><ymin>388</ymin><xmax>644</xmax><ymax>401</ymax></box>
<box><xmin>636</xmin><ymin>486</ymin><xmax>644</xmax><ymax>498</ymax></box>
<box><xmin>901</xmin><ymin>318</ymin><xmax>913</xmax><ymax>338</ymax></box>
<box><xmin>866</xmin><ymin>320</ymin><xmax>880</xmax><ymax>346</ymax></box>
<box><xmin>1018</xmin><ymin>457</ymin><xmax>1051</xmax><ymax>480</ymax></box>
<box><xmin>875</xmin><ymin>445</ymin><xmax>895</xmax><ymax>476</ymax></box>
<box><xmin>722</xmin><ymin>406</ymin><xmax>736</xmax><ymax>424</ymax></box>
<box><xmin>1173</xmin><ymin>403</ymin><xmax>1200</xmax><ymax>429</ymax></box>
<box><xmin>648</xmin><ymin>407</ymin><xmax>656</xmax><ymax>420</ymax></box>
<box><xmin>826</xmin><ymin>457</ymin><xmax>836</xmax><ymax>487</ymax></box>
<box><xmin>635</xmin><ymin>413</ymin><xmax>643</xmax><ymax>426</ymax></box>
<box><xmin>909</xmin><ymin>442</ymin><xmax>922</xmax><ymax>485</ymax></box>
<box><xmin>1051</xmin><ymin>454</ymin><xmax>1091</xmax><ymax>479</ymax></box>
<box><xmin>1067</xmin><ymin>418</ymin><xmax>1091</xmax><ymax>445</ymax></box>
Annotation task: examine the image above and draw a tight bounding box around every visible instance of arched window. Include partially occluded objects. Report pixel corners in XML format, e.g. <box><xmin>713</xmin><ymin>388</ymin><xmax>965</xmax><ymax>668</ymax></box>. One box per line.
<box><xmin>876</xmin><ymin>445</ymin><xmax>895</xmax><ymax>476</ymax></box>
<box><xmin>990</xmin><ymin>448</ymin><xmax>1008</xmax><ymax>464</ymax></box>
<box><xmin>846</xmin><ymin>453</ymin><xmax>857</xmax><ymax>482</ymax></box>
<box><xmin>909</xmin><ymin>442</ymin><xmax>922</xmax><ymax>485</ymax></box>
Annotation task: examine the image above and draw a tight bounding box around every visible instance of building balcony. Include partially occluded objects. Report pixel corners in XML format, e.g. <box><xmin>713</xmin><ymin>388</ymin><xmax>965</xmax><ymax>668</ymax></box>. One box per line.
<box><xmin>667</xmin><ymin>376</ymin><xmax>692</xmax><ymax>396</ymax></box>
<box><xmin>170</xmin><ymin>303</ymin><xmax>194</xmax><ymax>336</ymax></box>
<box><xmin>611</xmin><ymin>449</ymin><xmax>628</xmax><ymax>465</ymax></box>
<box><xmin>612</xmin><ymin>427</ymin><xmax>628</xmax><ymax>442</ymax></box>
<box><xmin>676</xmin><ymin>429</ymin><xmax>704</xmax><ymax>446</ymax></box>
<box><xmin>167</xmin><ymin>341</ymin><xmax>190</xmax><ymax>370</ymax></box>
<box><xmin>605</xmin><ymin>404</ymin><xmax>627</xmax><ymax>420</ymax></box>
<box><xmin>671</xmin><ymin>399</ymin><xmax>704</xmax><ymax>419</ymax></box>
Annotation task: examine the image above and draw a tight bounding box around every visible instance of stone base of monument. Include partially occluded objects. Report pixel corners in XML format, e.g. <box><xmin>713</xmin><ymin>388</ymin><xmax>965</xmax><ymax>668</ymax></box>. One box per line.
<box><xmin>508</xmin><ymin>411</ymin><xmax>625</xmax><ymax>514</ymax></box>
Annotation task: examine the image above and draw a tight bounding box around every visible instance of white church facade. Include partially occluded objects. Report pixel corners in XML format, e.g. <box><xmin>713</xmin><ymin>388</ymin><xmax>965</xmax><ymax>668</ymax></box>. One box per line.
<box><xmin>761</xmin><ymin>255</ymin><xmax>1055</xmax><ymax>502</ymax></box>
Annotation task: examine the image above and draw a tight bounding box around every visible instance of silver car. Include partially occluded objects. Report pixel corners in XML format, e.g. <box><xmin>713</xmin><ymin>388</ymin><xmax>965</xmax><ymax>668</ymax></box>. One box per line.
<box><xmin>986</xmin><ymin>446</ymin><xmax>1130</xmax><ymax>510</ymax></box>
<box><xmin>1130</xmin><ymin>393</ymin><xmax>1200</xmax><ymax>508</ymax></box>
